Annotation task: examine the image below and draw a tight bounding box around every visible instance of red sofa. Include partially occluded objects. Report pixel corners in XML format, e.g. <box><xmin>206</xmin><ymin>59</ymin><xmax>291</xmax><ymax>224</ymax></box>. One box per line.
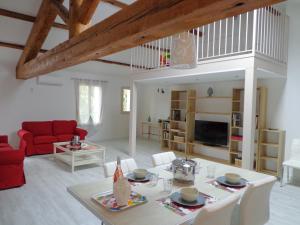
<box><xmin>0</xmin><ymin>135</ymin><xmax>25</xmax><ymax>190</ymax></box>
<box><xmin>18</xmin><ymin>120</ymin><xmax>88</xmax><ymax>156</ymax></box>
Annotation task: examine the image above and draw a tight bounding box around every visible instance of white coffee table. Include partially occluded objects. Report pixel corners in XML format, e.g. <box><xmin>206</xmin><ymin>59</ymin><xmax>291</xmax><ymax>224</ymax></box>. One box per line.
<box><xmin>53</xmin><ymin>141</ymin><xmax>105</xmax><ymax>173</ymax></box>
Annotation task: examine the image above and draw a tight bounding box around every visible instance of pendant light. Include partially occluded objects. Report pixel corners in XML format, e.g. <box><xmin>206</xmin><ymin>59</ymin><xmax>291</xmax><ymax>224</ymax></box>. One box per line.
<box><xmin>170</xmin><ymin>32</ymin><xmax>197</xmax><ymax>69</ymax></box>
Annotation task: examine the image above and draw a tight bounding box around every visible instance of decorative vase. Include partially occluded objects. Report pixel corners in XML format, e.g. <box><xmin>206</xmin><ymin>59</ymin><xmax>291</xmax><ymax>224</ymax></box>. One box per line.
<box><xmin>113</xmin><ymin>177</ymin><xmax>131</xmax><ymax>206</ymax></box>
<box><xmin>148</xmin><ymin>116</ymin><xmax>151</xmax><ymax>122</ymax></box>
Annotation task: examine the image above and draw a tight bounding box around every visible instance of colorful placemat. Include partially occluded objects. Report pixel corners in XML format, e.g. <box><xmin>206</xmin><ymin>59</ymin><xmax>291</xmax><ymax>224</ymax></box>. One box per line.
<box><xmin>92</xmin><ymin>191</ymin><xmax>147</xmax><ymax>212</ymax></box>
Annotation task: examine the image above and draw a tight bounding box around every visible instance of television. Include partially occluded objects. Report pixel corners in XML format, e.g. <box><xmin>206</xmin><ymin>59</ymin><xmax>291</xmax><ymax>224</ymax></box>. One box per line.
<box><xmin>194</xmin><ymin>120</ymin><xmax>228</xmax><ymax>146</ymax></box>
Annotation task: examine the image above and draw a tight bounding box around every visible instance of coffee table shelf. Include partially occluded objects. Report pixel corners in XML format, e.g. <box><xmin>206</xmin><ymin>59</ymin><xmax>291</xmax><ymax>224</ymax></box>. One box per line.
<box><xmin>53</xmin><ymin>141</ymin><xmax>105</xmax><ymax>173</ymax></box>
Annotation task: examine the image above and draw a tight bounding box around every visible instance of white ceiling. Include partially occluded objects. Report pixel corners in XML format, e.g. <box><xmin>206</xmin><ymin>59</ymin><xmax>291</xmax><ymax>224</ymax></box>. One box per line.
<box><xmin>0</xmin><ymin>0</ymin><xmax>136</xmax><ymax>76</ymax></box>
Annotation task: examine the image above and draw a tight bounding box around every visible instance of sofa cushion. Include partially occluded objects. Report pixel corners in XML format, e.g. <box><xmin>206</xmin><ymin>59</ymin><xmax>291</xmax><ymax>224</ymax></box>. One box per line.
<box><xmin>0</xmin><ymin>147</ymin><xmax>13</xmax><ymax>152</ymax></box>
<box><xmin>56</xmin><ymin>134</ymin><xmax>74</xmax><ymax>142</ymax></box>
<box><xmin>0</xmin><ymin>143</ymin><xmax>11</xmax><ymax>148</ymax></box>
<box><xmin>22</xmin><ymin>121</ymin><xmax>53</xmax><ymax>136</ymax></box>
<box><xmin>53</xmin><ymin>120</ymin><xmax>77</xmax><ymax>136</ymax></box>
<box><xmin>33</xmin><ymin>136</ymin><xmax>58</xmax><ymax>145</ymax></box>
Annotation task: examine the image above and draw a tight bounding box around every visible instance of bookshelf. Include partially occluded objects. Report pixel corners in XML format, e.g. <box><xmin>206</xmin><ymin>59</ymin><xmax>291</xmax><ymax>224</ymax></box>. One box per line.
<box><xmin>257</xmin><ymin>129</ymin><xmax>285</xmax><ymax>177</ymax></box>
<box><xmin>161</xmin><ymin>90</ymin><xmax>196</xmax><ymax>154</ymax></box>
<box><xmin>161</xmin><ymin>87</ymin><xmax>280</xmax><ymax>174</ymax></box>
<box><xmin>160</xmin><ymin>120</ymin><xmax>170</xmax><ymax>150</ymax></box>
<box><xmin>229</xmin><ymin>87</ymin><xmax>267</xmax><ymax>169</ymax></box>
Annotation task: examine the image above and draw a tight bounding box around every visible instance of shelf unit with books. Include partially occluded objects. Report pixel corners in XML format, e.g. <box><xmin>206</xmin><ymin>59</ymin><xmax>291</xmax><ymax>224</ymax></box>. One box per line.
<box><xmin>257</xmin><ymin>129</ymin><xmax>285</xmax><ymax>177</ymax></box>
<box><xmin>229</xmin><ymin>87</ymin><xmax>267</xmax><ymax>169</ymax></box>
<box><xmin>160</xmin><ymin>120</ymin><xmax>170</xmax><ymax>150</ymax></box>
<box><xmin>162</xmin><ymin>90</ymin><xmax>196</xmax><ymax>154</ymax></box>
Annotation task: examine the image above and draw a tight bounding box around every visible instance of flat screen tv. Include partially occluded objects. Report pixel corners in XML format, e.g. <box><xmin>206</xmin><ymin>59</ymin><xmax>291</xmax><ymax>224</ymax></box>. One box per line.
<box><xmin>194</xmin><ymin>120</ymin><xmax>228</xmax><ymax>146</ymax></box>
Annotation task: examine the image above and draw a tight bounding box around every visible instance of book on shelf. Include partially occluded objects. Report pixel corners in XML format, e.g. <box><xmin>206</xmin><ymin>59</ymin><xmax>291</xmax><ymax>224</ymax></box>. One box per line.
<box><xmin>231</xmin><ymin>135</ymin><xmax>243</xmax><ymax>141</ymax></box>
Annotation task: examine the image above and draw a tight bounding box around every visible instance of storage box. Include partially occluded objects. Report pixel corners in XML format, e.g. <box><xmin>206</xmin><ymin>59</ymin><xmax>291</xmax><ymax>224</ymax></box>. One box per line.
<box><xmin>174</xmin><ymin>136</ymin><xmax>185</xmax><ymax>142</ymax></box>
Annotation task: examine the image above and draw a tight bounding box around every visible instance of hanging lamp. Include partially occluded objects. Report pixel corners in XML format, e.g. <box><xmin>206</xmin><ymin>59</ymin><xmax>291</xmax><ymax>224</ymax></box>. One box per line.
<box><xmin>170</xmin><ymin>32</ymin><xmax>197</xmax><ymax>69</ymax></box>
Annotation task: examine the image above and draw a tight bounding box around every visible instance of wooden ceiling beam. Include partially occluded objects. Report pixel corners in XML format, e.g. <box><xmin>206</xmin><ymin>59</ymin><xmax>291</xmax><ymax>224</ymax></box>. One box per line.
<box><xmin>17</xmin><ymin>0</ymin><xmax>284</xmax><ymax>79</ymax></box>
<box><xmin>69</xmin><ymin>0</ymin><xmax>90</xmax><ymax>38</ymax></box>
<box><xmin>0</xmin><ymin>8</ymin><xmax>68</xmax><ymax>30</ymax></box>
<box><xmin>0</xmin><ymin>41</ymin><xmax>132</xmax><ymax>67</ymax></box>
<box><xmin>102</xmin><ymin>0</ymin><xmax>128</xmax><ymax>9</ymax></box>
<box><xmin>50</xmin><ymin>0</ymin><xmax>69</xmax><ymax>25</ymax></box>
<box><xmin>79</xmin><ymin>0</ymin><xmax>101</xmax><ymax>25</ymax></box>
<box><xmin>17</xmin><ymin>0</ymin><xmax>65</xmax><ymax>66</ymax></box>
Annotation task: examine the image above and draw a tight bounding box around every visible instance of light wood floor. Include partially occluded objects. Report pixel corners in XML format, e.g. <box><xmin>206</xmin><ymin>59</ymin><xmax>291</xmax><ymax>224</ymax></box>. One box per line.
<box><xmin>0</xmin><ymin>138</ymin><xmax>299</xmax><ymax>225</ymax></box>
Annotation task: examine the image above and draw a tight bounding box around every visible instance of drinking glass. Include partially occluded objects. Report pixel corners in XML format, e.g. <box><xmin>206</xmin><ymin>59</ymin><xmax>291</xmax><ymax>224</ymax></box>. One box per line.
<box><xmin>163</xmin><ymin>178</ymin><xmax>173</xmax><ymax>193</ymax></box>
<box><xmin>149</xmin><ymin>173</ymin><xmax>159</xmax><ymax>186</ymax></box>
<box><xmin>207</xmin><ymin>165</ymin><xmax>216</xmax><ymax>178</ymax></box>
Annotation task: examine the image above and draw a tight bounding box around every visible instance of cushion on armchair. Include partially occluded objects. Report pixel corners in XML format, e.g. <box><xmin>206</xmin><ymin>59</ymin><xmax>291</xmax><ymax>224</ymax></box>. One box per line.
<box><xmin>53</xmin><ymin>120</ymin><xmax>77</xmax><ymax>135</ymax></box>
<box><xmin>22</xmin><ymin>121</ymin><xmax>53</xmax><ymax>136</ymax></box>
<box><xmin>0</xmin><ymin>143</ymin><xmax>11</xmax><ymax>148</ymax></box>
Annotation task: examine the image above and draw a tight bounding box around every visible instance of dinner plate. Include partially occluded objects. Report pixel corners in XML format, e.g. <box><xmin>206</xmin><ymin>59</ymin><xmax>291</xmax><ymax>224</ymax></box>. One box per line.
<box><xmin>216</xmin><ymin>176</ymin><xmax>247</xmax><ymax>188</ymax></box>
<box><xmin>170</xmin><ymin>192</ymin><xmax>205</xmax><ymax>207</ymax></box>
<box><xmin>126</xmin><ymin>172</ymin><xmax>152</xmax><ymax>182</ymax></box>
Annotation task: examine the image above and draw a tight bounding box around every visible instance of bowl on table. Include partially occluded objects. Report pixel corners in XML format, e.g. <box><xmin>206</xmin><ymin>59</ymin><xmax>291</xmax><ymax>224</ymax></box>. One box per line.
<box><xmin>180</xmin><ymin>187</ymin><xmax>199</xmax><ymax>202</ymax></box>
<box><xmin>133</xmin><ymin>169</ymin><xmax>148</xmax><ymax>179</ymax></box>
<box><xmin>225</xmin><ymin>173</ymin><xmax>241</xmax><ymax>184</ymax></box>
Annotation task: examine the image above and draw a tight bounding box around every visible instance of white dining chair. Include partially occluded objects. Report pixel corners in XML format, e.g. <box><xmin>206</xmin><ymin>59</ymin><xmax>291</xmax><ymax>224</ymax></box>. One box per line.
<box><xmin>104</xmin><ymin>158</ymin><xmax>138</xmax><ymax>178</ymax></box>
<box><xmin>281</xmin><ymin>138</ymin><xmax>300</xmax><ymax>186</ymax></box>
<box><xmin>151</xmin><ymin>151</ymin><xmax>176</xmax><ymax>167</ymax></box>
<box><xmin>191</xmin><ymin>194</ymin><xmax>240</xmax><ymax>225</ymax></box>
<box><xmin>231</xmin><ymin>176</ymin><xmax>276</xmax><ymax>225</ymax></box>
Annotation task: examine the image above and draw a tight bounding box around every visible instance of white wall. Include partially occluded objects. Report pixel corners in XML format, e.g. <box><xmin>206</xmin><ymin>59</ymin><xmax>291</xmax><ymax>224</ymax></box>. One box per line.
<box><xmin>277</xmin><ymin>2</ymin><xmax>300</xmax><ymax>160</ymax></box>
<box><xmin>137</xmin><ymin>84</ymin><xmax>171</xmax><ymax>138</ymax></box>
<box><xmin>0</xmin><ymin>63</ymin><xmax>130</xmax><ymax>148</ymax></box>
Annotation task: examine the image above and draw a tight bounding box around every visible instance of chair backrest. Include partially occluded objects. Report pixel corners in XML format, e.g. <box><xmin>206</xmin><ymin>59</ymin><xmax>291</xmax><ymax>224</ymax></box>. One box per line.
<box><xmin>193</xmin><ymin>194</ymin><xmax>240</xmax><ymax>225</ymax></box>
<box><xmin>151</xmin><ymin>151</ymin><xmax>176</xmax><ymax>167</ymax></box>
<box><xmin>239</xmin><ymin>176</ymin><xmax>276</xmax><ymax>225</ymax></box>
<box><xmin>290</xmin><ymin>138</ymin><xmax>300</xmax><ymax>160</ymax></box>
<box><xmin>104</xmin><ymin>158</ymin><xmax>138</xmax><ymax>178</ymax></box>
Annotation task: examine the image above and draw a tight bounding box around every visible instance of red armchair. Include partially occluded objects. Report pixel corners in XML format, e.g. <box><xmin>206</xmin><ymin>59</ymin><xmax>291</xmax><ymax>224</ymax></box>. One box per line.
<box><xmin>18</xmin><ymin>120</ymin><xmax>88</xmax><ymax>156</ymax></box>
<box><xmin>0</xmin><ymin>135</ymin><xmax>25</xmax><ymax>190</ymax></box>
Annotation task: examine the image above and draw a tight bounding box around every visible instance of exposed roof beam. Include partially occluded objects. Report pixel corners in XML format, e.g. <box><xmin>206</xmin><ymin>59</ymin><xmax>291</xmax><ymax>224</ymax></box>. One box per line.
<box><xmin>0</xmin><ymin>8</ymin><xmax>68</xmax><ymax>30</ymax></box>
<box><xmin>69</xmin><ymin>0</ymin><xmax>90</xmax><ymax>38</ymax></box>
<box><xmin>0</xmin><ymin>7</ymin><xmax>162</xmax><ymax>53</ymax></box>
<box><xmin>102</xmin><ymin>0</ymin><xmax>128</xmax><ymax>9</ymax></box>
<box><xmin>0</xmin><ymin>41</ymin><xmax>131</xmax><ymax>67</ymax></box>
<box><xmin>93</xmin><ymin>59</ymin><xmax>130</xmax><ymax>67</ymax></box>
<box><xmin>50</xmin><ymin>0</ymin><xmax>69</xmax><ymax>25</ymax></box>
<box><xmin>0</xmin><ymin>41</ymin><xmax>46</xmax><ymax>52</ymax></box>
<box><xmin>17</xmin><ymin>0</ymin><xmax>284</xmax><ymax>79</ymax></box>
<box><xmin>17</xmin><ymin>0</ymin><xmax>64</xmax><ymax>66</ymax></box>
<box><xmin>79</xmin><ymin>0</ymin><xmax>101</xmax><ymax>25</ymax></box>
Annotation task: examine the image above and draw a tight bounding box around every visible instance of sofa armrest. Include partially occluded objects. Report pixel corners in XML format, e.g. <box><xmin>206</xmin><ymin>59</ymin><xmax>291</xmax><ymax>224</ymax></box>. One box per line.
<box><xmin>0</xmin><ymin>149</ymin><xmax>24</xmax><ymax>165</ymax></box>
<box><xmin>17</xmin><ymin>130</ymin><xmax>33</xmax><ymax>143</ymax></box>
<box><xmin>0</xmin><ymin>135</ymin><xmax>8</xmax><ymax>144</ymax></box>
<box><xmin>75</xmin><ymin>128</ymin><xmax>88</xmax><ymax>140</ymax></box>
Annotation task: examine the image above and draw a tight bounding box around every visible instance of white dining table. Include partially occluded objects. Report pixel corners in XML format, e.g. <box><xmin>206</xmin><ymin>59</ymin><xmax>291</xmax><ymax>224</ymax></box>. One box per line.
<box><xmin>67</xmin><ymin>158</ymin><xmax>273</xmax><ymax>225</ymax></box>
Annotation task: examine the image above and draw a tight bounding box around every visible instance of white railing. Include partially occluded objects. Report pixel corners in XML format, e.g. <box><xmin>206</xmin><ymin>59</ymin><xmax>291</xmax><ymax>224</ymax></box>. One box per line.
<box><xmin>131</xmin><ymin>6</ymin><xmax>288</xmax><ymax>70</ymax></box>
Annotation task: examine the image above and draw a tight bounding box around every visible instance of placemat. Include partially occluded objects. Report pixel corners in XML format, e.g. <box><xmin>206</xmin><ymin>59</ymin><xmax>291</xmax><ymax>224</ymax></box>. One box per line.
<box><xmin>157</xmin><ymin>193</ymin><xmax>216</xmax><ymax>216</ymax></box>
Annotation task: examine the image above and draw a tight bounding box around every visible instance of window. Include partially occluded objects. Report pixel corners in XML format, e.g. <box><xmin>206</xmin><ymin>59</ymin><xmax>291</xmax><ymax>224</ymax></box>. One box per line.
<box><xmin>121</xmin><ymin>88</ymin><xmax>131</xmax><ymax>113</ymax></box>
<box><xmin>76</xmin><ymin>80</ymin><xmax>103</xmax><ymax>126</ymax></box>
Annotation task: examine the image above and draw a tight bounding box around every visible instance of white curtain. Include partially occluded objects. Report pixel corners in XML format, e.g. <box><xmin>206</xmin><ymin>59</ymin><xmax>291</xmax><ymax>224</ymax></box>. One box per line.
<box><xmin>74</xmin><ymin>79</ymin><xmax>104</xmax><ymax>135</ymax></box>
